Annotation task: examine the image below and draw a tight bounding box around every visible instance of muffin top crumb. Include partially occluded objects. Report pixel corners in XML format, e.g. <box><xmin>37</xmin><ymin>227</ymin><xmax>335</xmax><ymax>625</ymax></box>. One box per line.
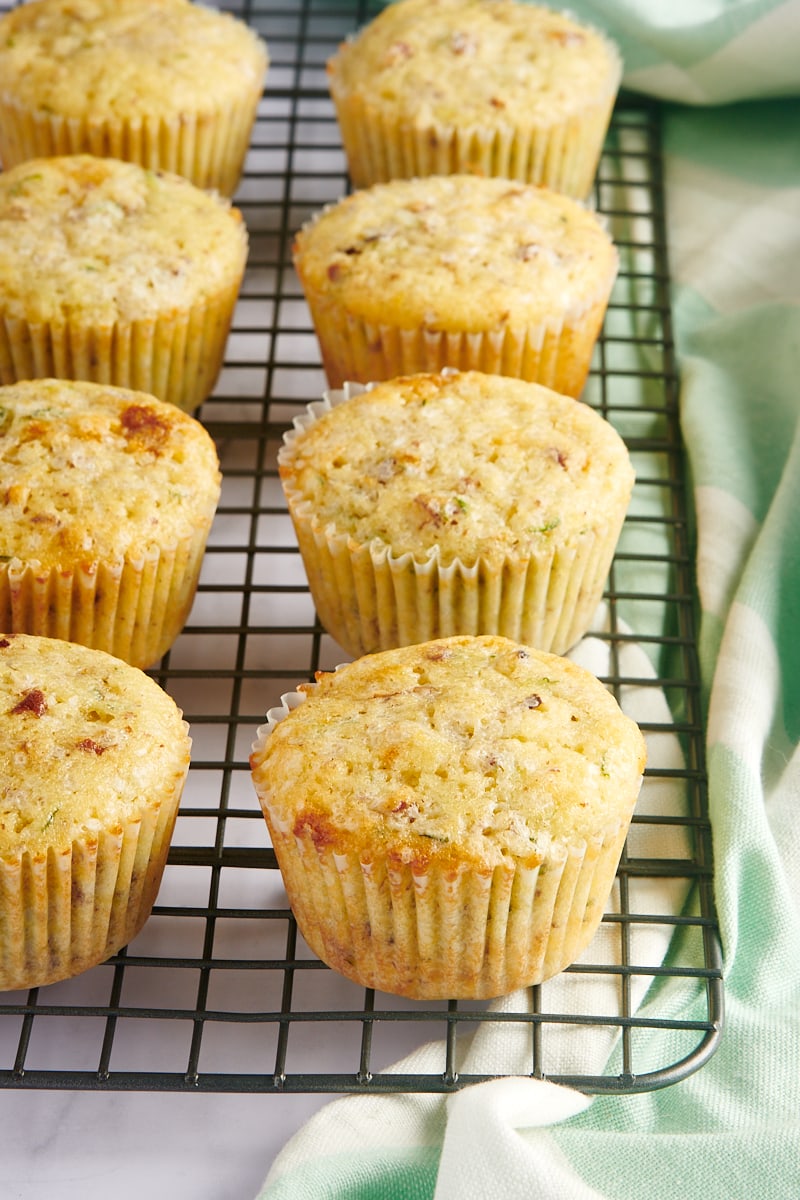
<box><xmin>0</xmin><ymin>155</ymin><xmax>248</xmax><ymax>324</ymax></box>
<box><xmin>0</xmin><ymin>378</ymin><xmax>221</xmax><ymax>566</ymax></box>
<box><xmin>279</xmin><ymin>371</ymin><xmax>633</xmax><ymax>564</ymax></box>
<box><xmin>0</xmin><ymin>0</ymin><xmax>268</xmax><ymax>120</ymax></box>
<box><xmin>251</xmin><ymin>634</ymin><xmax>646</xmax><ymax>871</ymax></box>
<box><xmin>328</xmin><ymin>0</ymin><xmax>620</xmax><ymax>127</ymax></box>
<box><xmin>0</xmin><ymin>633</ymin><xmax>190</xmax><ymax>858</ymax></box>
<box><xmin>293</xmin><ymin>175</ymin><xmax>617</xmax><ymax>330</ymax></box>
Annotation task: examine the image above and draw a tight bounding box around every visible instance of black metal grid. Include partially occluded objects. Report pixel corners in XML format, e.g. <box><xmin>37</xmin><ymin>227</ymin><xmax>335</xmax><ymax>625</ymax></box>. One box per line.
<box><xmin>0</xmin><ymin>0</ymin><xmax>723</xmax><ymax>1095</ymax></box>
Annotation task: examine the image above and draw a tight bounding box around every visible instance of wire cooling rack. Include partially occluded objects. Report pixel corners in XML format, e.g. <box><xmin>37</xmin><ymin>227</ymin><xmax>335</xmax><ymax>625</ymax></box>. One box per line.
<box><xmin>0</xmin><ymin>0</ymin><xmax>723</xmax><ymax>1095</ymax></box>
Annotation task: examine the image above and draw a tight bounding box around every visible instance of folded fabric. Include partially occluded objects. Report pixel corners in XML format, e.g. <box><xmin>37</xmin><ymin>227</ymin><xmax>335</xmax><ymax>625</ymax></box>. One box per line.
<box><xmin>566</xmin><ymin>0</ymin><xmax>800</xmax><ymax>103</ymax></box>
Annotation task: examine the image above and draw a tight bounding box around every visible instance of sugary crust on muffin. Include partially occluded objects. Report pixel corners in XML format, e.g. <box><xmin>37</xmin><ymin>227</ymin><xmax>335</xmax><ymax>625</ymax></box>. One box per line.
<box><xmin>0</xmin><ymin>632</ymin><xmax>190</xmax><ymax>859</ymax></box>
<box><xmin>0</xmin><ymin>0</ymin><xmax>268</xmax><ymax>120</ymax></box>
<box><xmin>0</xmin><ymin>155</ymin><xmax>248</xmax><ymax>324</ymax></box>
<box><xmin>293</xmin><ymin>175</ymin><xmax>617</xmax><ymax>330</ymax></box>
<box><xmin>0</xmin><ymin>378</ymin><xmax>220</xmax><ymax>566</ymax></box>
<box><xmin>328</xmin><ymin>0</ymin><xmax>620</xmax><ymax>127</ymax></box>
<box><xmin>279</xmin><ymin>371</ymin><xmax>633</xmax><ymax>564</ymax></box>
<box><xmin>251</xmin><ymin>634</ymin><xmax>647</xmax><ymax>871</ymax></box>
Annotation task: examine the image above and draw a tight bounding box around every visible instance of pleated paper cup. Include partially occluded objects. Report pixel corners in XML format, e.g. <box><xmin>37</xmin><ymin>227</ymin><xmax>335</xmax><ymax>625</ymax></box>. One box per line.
<box><xmin>300</xmin><ymin>293</ymin><xmax>612</xmax><ymax>401</ymax></box>
<box><xmin>329</xmin><ymin>85</ymin><xmax>618</xmax><ymax>201</ymax></box>
<box><xmin>0</xmin><ymin>780</ymin><xmax>184</xmax><ymax>993</ymax></box>
<box><xmin>0</xmin><ymin>93</ymin><xmax>263</xmax><ymax>199</ymax></box>
<box><xmin>262</xmin><ymin>787</ymin><xmax>630</xmax><ymax>999</ymax></box>
<box><xmin>279</xmin><ymin>382</ymin><xmax>630</xmax><ymax>658</ymax></box>
<box><xmin>0</xmin><ymin>278</ymin><xmax>242</xmax><ymax>414</ymax></box>
<box><xmin>250</xmin><ymin>637</ymin><xmax>646</xmax><ymax>1001</ymax></box>
<box><xmin>284</xmin><ymin>507</ymin><xmax>621</xmax><ymax>660</ymax></box>
<box><xmin>0</xmin><ymin>530</ymin><xmax>207</xmax><ymax>669</ymax></box>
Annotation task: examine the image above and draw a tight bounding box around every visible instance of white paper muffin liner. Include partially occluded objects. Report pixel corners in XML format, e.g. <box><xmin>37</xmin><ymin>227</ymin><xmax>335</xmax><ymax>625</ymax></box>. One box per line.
<box><xmin>0</xmin><ymin>276</ymin><xmax>242</xmax><ymax>414</ymax></box>
<box><xmin>251</xmin><ymin>688</ymin><xmax>632</xmax><ymax>1000</ymax></box>
<box><xmin>0</xmin><ymin>742</ymin><xmax>187</xmax><ymax>992</ymax></box>
<box><xmin>0</xmin><ymin>528</ymin><xmax>209</xmax><ymax>669</ymax></box>
<box><xmin>299</xmin><ymin>283</ymin><xmax>613</xmax><ymax>399</ymax></box>
<box><xmin>329</xmin><ymin>85</ymin><xmax>619</xmax><ymax>200</ymax></box>
<box><xmin>278</xmin><ymin>383</ymin><xmax>627</xmax><ymax>657</ymax></box>
<box><xmin>0</xmin><ymin>91</ymin><xmax>263</xmax><ymax>197</ymax></box>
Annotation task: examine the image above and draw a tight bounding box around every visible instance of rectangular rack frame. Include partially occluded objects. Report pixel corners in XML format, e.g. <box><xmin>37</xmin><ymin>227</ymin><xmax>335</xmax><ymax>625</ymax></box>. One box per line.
<box><xmin>0</xmin><ymin>0</ymin><xmax>723</xmax><ymax>1096</ymax></box>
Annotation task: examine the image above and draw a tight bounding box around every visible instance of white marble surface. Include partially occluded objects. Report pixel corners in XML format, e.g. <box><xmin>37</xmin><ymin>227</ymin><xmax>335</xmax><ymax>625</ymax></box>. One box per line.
<box><xmin>0</xmin><ymin>1089</ymin><xmax>331</xmax><ymax>1198</ymax></box>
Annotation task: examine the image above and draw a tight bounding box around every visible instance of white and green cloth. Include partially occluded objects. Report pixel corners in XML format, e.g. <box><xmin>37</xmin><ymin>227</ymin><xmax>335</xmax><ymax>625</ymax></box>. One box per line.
<box><xmin>259</xmin><ymin>3</ymin><xmax>800</xmax><ymax>1194</ymax></box>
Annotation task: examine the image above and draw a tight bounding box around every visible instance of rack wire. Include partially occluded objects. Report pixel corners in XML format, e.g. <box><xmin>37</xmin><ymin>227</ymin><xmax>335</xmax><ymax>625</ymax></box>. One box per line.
<box><xmin>0</xmin><ymin>0</ymin><xmax>723</xmax><ymax>1095</ymax></box>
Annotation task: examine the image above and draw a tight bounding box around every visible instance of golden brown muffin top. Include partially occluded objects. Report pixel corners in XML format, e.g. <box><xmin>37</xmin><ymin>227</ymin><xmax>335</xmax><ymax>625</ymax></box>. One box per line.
<box><xmin>328</xmin><ymin>0</ymin><xmax>620</xmax><ymax>127</ymax></box>
<box><xmin>293</xmin><ymin>175</ymin><xmax>617</xmax><ymax>330</ymax></box>
<box><xmin>0</xmin><ymin>155</ymin><xmax>248</xmax><ymax>324</ymax></box>
<box><xmin>279</xmin><ymin>371</ymin><xmax>633</xmax><ymax>564</ymax></box>
<box><xmin>251</xmin><ymin>634</ymin><xmax>646</xmax><ymax>871</ymax></box>
<box><xmin>0</xmin><ymin>633</ymin><xmax>190</xmax><ymax>859</ymax></box>
<box><xmin>0</xmin><ymin>379</ymin><xmax>221</xmax><ymax>567</ymax></box>
<box><xmin>0</xmin><ymin>0</ymin><xmax>268</xmax><ymax>120</ymax></box>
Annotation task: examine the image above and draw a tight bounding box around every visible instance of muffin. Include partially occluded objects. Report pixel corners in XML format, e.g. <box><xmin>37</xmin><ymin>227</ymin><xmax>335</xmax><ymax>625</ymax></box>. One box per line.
<box><xmin>0</xmin><ymin>378</ymin><xmax>221</xmax><ymax>668</ymax></box>
<box><xmin>0</xmin><ymin>633</ymin><xmax>190</xmax><ymax>992</ymax></box>
<box><xmin>278</xmin><ymin>371</ymin><xmax>634</xmax><ymax>658</ymax></box>
<box><xmin>250</xmin><ymin>634</ymin><xmax>647</xmax><ymax>1000</ymax></box>
<box><xmin>292</xmin><ymin>174</ymin><xmax>617</xmax><ymax>397</ymax></box>
<box><xmin>0</xmin><ymin>0</ymin><xmax>268</xmax><ymax>197</ymax></box>
<box><xmin>327</xmin><ymin>0</ymin><xmax>621</xmax><ymax>198</ymax></box>
<box><xmin>0</xmin><ymin>154</ymin><xmax>248</xmax><ymax>413</ymax></box>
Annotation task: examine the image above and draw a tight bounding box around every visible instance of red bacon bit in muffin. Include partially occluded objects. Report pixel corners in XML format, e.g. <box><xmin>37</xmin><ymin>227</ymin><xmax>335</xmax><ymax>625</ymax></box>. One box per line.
<box><xmin>77</xmin><ymin>738</ymin><xmax>107</xmax><ymax>755</ymax></box>
<box><xmin>11</xmin><ymin>689</ymin><xmax>46</xmax><ymax>716</ymax></box>
<box><xmin>293</xmin><ymin>810</ymin><xmax>336</xmax><ymax>849</ymax></box>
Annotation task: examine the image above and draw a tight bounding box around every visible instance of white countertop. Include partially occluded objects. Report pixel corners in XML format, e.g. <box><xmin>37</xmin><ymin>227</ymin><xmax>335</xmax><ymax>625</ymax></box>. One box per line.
<box><xmin>0</xmin><ymin>1089</ymin><xmax>335</xmax><ymax>1200</ymax></box>
<box><xmin>0</xmin><ymin>1090</ymin><xmax>329</xmax><ymax>1199</ymax></box>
